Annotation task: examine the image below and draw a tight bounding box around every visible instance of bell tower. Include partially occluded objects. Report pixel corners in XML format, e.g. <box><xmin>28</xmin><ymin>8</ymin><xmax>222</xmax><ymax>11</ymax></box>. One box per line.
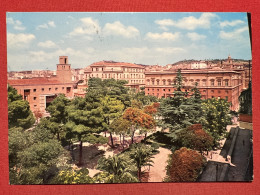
<box><xmin>56</xmin><ymin>56</ymin><xmax>72</xmax><ymax>83</ymax></box>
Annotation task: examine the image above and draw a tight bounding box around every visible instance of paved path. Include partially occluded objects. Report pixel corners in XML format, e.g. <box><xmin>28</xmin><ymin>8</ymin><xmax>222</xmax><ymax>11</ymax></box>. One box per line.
<box><xmin>227</xmin><ymin>128</ymin><xmax>252</xmax><ymax>181</ymax></box>
<box><xmin>148</xmin><ymin>147</ymin><xmax>172</xmax><ymax>182</ymax></box>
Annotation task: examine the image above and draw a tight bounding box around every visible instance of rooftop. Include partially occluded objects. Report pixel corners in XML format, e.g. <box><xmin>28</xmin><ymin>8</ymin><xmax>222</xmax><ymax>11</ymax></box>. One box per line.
<box><xmin>90</xmin><ymin>61</ymin><xmax>145</xmax><ymax>68</ymax></box>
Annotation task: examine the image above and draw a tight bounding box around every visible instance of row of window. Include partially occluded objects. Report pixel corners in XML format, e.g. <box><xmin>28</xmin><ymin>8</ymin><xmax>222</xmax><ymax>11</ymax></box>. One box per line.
<box><xmin>146</xmin><ymin>93</ymin><xmax>229</xmax><ymax>101</ymax></box>
<box><xmin>89</xmin><ymin>73</ymin><xmax>144</xmax><ymax>79</ymax></box>
<box><xmin>32</xmin><ymin>87</ymin><xmax>71</xmax><ymax>93</ymax></box>
<box><xmin>93</xmin><ymin>67</ymin><xmax>144</xmax><ymax>72</ymax></box>
<box><xmin>146</xmin><ymin>79</ymin><xmax>229</xmax><ymax>87</ymax></box>
<box><xmin>147</xmin><ymin>88</ymin><xmax>230</xmax><ymax>94</ymax></box>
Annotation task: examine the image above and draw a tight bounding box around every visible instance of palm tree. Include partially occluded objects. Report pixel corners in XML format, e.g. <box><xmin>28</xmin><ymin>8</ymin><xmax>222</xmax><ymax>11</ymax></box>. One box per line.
<box><xmin>128</xmin><ymin>143</ymin><xmax>157</xmax><ymax>181</ymax></box>
<box><xmin>96</xmin><ymin>155</ymin><xmax>138</xmax><ymax>183</ymax></box>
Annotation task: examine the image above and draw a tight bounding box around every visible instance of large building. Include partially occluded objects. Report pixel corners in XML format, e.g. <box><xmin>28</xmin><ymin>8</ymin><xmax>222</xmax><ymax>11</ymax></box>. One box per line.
<box><xmin>8</xmin><ymin>55</ymin><xmax>251</xmax><ymax>113</ymax></box>
<box><xmin>84</xmin><ymin>61</ymin><xmax>145</xmax><ymax>90</ymax></box>
<box><xmin>8</xmin><ymin>56</ymin><xmax>76</xmax><ymax>113</ymax></box>
<box><xmin>144</xmin><ymin>56</ymin><xmax>250</xmax><ymax>111</ymax></box>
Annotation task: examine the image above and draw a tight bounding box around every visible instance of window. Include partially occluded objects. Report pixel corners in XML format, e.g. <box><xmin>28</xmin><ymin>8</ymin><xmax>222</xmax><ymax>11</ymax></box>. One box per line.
<box><xmin>152</xmin><ymin>81</ymin><xmax>155</xmax><ymax>85</ymax></box>
<box><xmin>163</xmin><ymin>80</ymin><xmax>166</xmax><ymax>85</ymax></box>
<box><xmin>55</xmin><ymin>87</ymin><xmax>58</xmax><ymax>91</ymax></box>
<box><xmin>33</xmin><ymin>89</ymin><xmax>36</xmax><ymax>92</ymax></box>
<box><xmin>148</xmin><ymin>89</ymin><xmax>150</xmax><ymax>91</ymax></box>
<box><xmin>225</xmin><ymin>80</ymin><xmax>229</xmax><ymax>86</ymax></box>
<box><xmin>34</xmin><ymin>105</ymin><xmax>37</xmax><ymax>107</ymax></box>
<box><xmin>168</xmin><ymin>89</ymin><xmax>171</xmax><ymax>92</ymax></box>
<box><xmin>218</xmin><ymin>80</ymin><xmax>221</xmax><ymax>86</ymax></box>
<box><xmin>62</xmin><ymin>87</ymin><xmax>64</xmax><ymax>90</ymax></box>
<box><xmin>157</xmin><ymin>80</ymin><xmax>160</xmax><ymax>85</ymax></box>
<box><xmin>96</xmin><ymin>68</ymin><xmax>98</xmax><ymax>71</ymax></box>
<box><xmin>33</xmin><ymin>97</ymin><xmax>37</xmax><ymax>100</ymax></box>
<box><xmin>212</xmin><ymin>96</ymin><xmax>214</xmax><ymax>98</ymax></box>
<box><xmin>211</xmin><ymin>80</ymin><xmax>214</xmax><ymax>86</ymax></box>
<box><xmin>41</xmin><ymin>88</ymin><xmax>44</xmax><ymax>91</ymax></box>
<box><xmin>157</xmin><ymin>89</ymin><xmax>159</xmax><ymax>91</ymax></box>
<box><xmin>49</xmin><ymin>88</ymin><xmax>51</xmax><ymax>91</ymax></box>
<box><xmin>211</xmin><ymin>90</ymin><xmax>214</xmax><ymax>93</ymax></box>
<box><xmin>218</xmin><ymin>90</ymin><xmax>221</xmax><ymax>93</ymax></box>
<box><xmin>225</xmin><ymin>90</ymin><xmax>228</xmax><ymax>94</ymax></box>
<box><xmin>163</xmin><ymin>89</ymin><xmax>165</xmax><ymax>91</ymax></box>
<box><xmin>202</xmin><ymin>80</ymin><xmax>206</xmax><ymax>86</ymax></box>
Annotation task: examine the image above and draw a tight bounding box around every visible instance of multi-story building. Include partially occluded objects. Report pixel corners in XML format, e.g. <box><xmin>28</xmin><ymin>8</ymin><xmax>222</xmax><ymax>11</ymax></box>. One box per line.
<box><xmin>145</xmin><ymin>69</ymin><xmax>243</xmax><ymax>111</ymax></box>
<box><xmin>144</xmin><ymin>56</ymin><xmax>249</xmax><ymax>111</ymax></box>
<box><xmin>84</xmin><ymin>61</ymin><xmax>145</xmax><ymax>90</ymax></box>
<box><xmin>8</xmin><ymin>55</ymin><xmax>251</xmax><ymax>113</ymax></box>
<box><xmin>8</xmin><ymin>56</ymin><xmax>76</xmax><ymax>113</ymax></box>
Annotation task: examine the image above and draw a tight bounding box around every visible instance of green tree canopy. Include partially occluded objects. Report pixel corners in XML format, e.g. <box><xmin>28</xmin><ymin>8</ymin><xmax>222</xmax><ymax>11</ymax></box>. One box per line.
<box><xmin>128</xmin><ymin>143</ymin><xmax>158</xmax><ymax>181</ymax></box>
<box><xmin>177</xmin><ymin>124</ymin><xmax>214</xmax><ymax>153</ymax></box>
<box><xmin>201</xmin><ymin>98</ymin><xmax>232</xmax><ymax>146</ymax></box>
<box><xmin>96</xmin><ymin>155</ymin><xmax>138</xmax><ymax>183</ymax></box>
<box><xmin>9</xmin><ymin>126</ymin><xmax>70</xmax><ymax>184</ymax></box>
<box><xmin>8</xmin><ymin>85</ymin><xmax>35</xmax><ymax>129</ymax></box>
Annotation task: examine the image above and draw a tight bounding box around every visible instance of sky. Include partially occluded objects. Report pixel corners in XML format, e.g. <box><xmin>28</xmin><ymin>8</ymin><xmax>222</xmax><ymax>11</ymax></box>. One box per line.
<box><xmin>7</xmin><ymin>12</ymin><xmax>252</xmax><ymax>71</ymax></box>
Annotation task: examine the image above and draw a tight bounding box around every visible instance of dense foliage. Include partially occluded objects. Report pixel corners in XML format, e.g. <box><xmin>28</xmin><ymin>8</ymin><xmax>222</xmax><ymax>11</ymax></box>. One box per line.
<box><xmin>177</xmin><ymin>124</ymin><xmax>214</xmax><ymax>153</ymax></box>
<box><xmin>9</xmin><ymin>127</ymin><xmax>70</xmax><ymax>184</ymax></box>
<box><xmin>8</xmin><ymin>85</ymin><xmax>35</xmax><ymax>129</ymax></box>
<box><xmin>201</xmin><ymin>98</ymin><xmax>232</xmax><ymax>145</ymax></box>
<box><xmin>165</xmin><ymin>147</ymin><xmax>206</xmax><ymax>182</ymax></box>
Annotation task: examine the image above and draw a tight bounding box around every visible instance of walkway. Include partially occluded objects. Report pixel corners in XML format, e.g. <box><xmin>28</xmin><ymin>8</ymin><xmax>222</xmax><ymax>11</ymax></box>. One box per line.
<box><xmin>147</xmin><ymin>147</ymin><xmax>172</xmax><ymax>182</ymax></box>
<box><xmin>227</xmin><ymin>128</ymin><xmax>252</xmax><ymax>181</ymax></box>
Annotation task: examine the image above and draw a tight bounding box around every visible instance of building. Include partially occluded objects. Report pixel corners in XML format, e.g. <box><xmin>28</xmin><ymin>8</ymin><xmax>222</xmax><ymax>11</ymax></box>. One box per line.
<box><xmin>145</xmin><ymin>69</ymin><xmax>243</xmax><ymax>111</ymax></box>
<box><xmin>144</xmin><ymin>56</ymin><xmax>249</xmax><ymax>111</ymax></box>
<box><xmin>84</xmin><ymin>61</ymin><xmax>145</xmax><ymax>90</ymax></box>
<box><xmin>8</xmin><ymin>55</ymin><xmax>250</xmax><ymax>113</ymax></box>
<box><xmin>8</xmin><ymin>56</ymin><xmax>76</xmax><ymax>113</ymax></box>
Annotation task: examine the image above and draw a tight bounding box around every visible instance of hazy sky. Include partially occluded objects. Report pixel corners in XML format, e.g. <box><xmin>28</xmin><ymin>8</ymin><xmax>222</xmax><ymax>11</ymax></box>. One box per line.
<box><xmin>7</xmin><ymin>12</ymin><xmax>251</xmax><ymax>71</ymax></box>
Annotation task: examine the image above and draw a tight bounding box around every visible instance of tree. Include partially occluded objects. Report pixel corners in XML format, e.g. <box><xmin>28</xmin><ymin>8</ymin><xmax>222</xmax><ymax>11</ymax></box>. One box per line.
<box><xmin>177</xmin><ymin>124</ymin><xmax>214</xmax><ymax>154</ymax></box>
<box><xmin>8</xmin><ymin>85</ymin><xmax>35</xmax><ymax>129</ymax></box>
<box><xmin>131</xmin><ymin>89</ymin><xmax>158</xmax><ymax>106</ymax></box>
<box><xmin>96</xmin><ymin>155</ymin><xmax>138</xmax><ymax>183</ymax></box>
<box><xmin>46</xmin><ymin>94</ymin><xmax>70</xmax><ymax>124</ymax></box>
<box><xmin>87</xmin><ymin>78</ymin><xmax>131</xmax><ymax>109</ymax></box>
<box><xmin>9</xmin><ymin>126</ymin><xmax>70</xmax><ymax>184</ymax></box>
<box><xmin>128</xmin><ymin>143</ymin><xmax>157</xmax><ymax>181</ymax></box>
<box><xmin>109</xmin><ymin>117</ymin><xmax>131</xmax><ymax>149</ymax></box>
<box><xmin>100</xmin><ymin>95</ymin><xmax>124</xmax><ymax>147</ymax></box>
<box><xmin>53</xmin><ymin>168</ymin><xmax>93</xmax><ymax>184</ymax></box>
<box><xmin>37</xmin><ymin>117</ymin><xmax>64</xmax><ymax>141</ymax></box>
<box><xmin>159</xmin><ymin>70</ymin><xmax>204</xmax><ymax>141</ymax></box>
<box><xmin>165</xmin><ymin>147</ymin><xmax>206</xmax><ymax>182</ymax></box>
<box><xmin>123</xmin><ymin>107</ymin><xmax>155</xmax><ymax>144</ymax></box>
<box><xmin>201</xmin><ymin>98</ymin><xmax>232</xmax><ymax>146</ymax></box>
<box><xmin>65</xmin><ymin>94</ymin><xmax>105</xmax><ymax>166</ymax></box>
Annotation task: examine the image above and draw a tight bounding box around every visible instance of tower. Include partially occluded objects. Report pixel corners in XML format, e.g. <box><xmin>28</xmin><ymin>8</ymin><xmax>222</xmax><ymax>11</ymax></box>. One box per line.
<box><xmin>56</xmin><ymin>56</ymin><xmax>72</xmax><ymax>83</ymax></box>
<box><xmin>228</xmin><ymin>54</ymin><xmax>233</xmax><ymax>64</ymax></box>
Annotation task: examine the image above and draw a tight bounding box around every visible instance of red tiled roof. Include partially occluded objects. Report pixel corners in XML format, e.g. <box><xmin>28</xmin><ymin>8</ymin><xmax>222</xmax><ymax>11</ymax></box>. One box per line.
<box><xmin>90</xmin><ymin>61</ymin><xmax>145</xmax><ymax>68</ymax></box>
<box><xmin>8</xmin><ymin>78</ymin><xmax>62</xmax><ymax>85</ymax></box>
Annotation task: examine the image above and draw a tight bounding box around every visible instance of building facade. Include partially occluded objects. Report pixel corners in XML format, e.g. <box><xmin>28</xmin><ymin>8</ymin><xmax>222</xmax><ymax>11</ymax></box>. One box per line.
<box><xmin>144</xmin><ymin>69</ymin><xmax>243</xmax><ymax>111</ymax></box>
<box><xmin>8</xmin><ymin>55</ymin><xmax>251</xmax><ymax>113</ymax></box>
<box><xmin>8</xmin><ymin>56</ymin><xmax>76</xmax><ymax>113</ymax></box>
<box><xmin>84</xmin><ymin>61</ymin><xmax>145</xmax><ymax>90</ymax></box>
